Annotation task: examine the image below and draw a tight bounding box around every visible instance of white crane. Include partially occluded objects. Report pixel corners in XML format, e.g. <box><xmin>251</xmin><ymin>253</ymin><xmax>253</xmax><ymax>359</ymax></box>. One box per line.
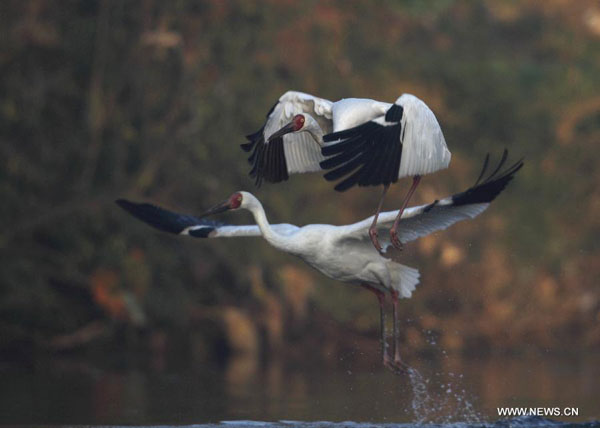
<box><xmin>241</xmin><ymin>90</ymin><xmax>451</xmax><ymax>253</ymax></box>
<box><xmin>117</xmin><ymin>154</ymin><xmax>522</xmax><ymax>373</ymax></box>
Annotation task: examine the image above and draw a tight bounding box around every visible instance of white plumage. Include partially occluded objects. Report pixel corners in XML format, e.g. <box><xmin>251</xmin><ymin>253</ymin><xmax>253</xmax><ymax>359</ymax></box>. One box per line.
<box><xmin>242</xmin><ymin>91</ymin><xmax>451</xmax><ymax>185</ymax></box>
<box><xmin>330</xmin><ymin>97</ymin><xmax>390</xmax><ymax>131</ymax></box>
<box><xmin>265</xmin><ymin>91</ymin><xmax>333</xmax><ymax>175</ymax></box>
<box><xmin>117</xmin><ymin>189</ymin><xmax>492</xmax><ymax>296</ymax></box>
<box><xmin>242</xmin><ymin>90</ymin><xmax>449</xmax><ymax>184</ymax></box>
<box><xmin>395</xmin><ymin>94</ymin><xmax>451</xmax><ymax>178</ymax></box>
<box><xmin>320</xmin><ymin>93</ymin><xmax>451</xmax><ymax>189</ymax></box>
<box><xmin>243</xmin><ymin>90</ymin><xmax>452</xmax><ymax>252</ymax></box>
<box><xmin>241</xmin><ymin>91</ymin><xmax>333</xmax><ymax>183</ymax></box>
<box><xmin>117</xmin><ymin>154</ymin><xmax>522</xmax><ymax>372</ymax></box>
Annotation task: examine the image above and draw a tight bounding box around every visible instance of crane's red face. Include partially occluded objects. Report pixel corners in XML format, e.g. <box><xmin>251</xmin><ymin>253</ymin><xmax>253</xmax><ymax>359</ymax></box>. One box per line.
<box><xmin>292</xmin><ymin>114</ymin><xmax>305</xmax><ymax>131</ymax></box>
<box><xmin>201</xmin><ymin>192</ymin><xmax>243</xmax><ymax>217</ymax></box>
<box><xmin>229</xmin><ymin>192</ymin><xmax>243</xmax><ymax>209</ymax></box>
<box><xmin>268</xmin><ymin>114</ymin><xmax>306</xmax><ymax>142</ymax></box>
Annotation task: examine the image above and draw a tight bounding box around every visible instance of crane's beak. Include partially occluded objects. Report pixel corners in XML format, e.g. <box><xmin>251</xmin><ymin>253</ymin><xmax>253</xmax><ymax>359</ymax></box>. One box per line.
<box><xmin>268</xmin><ymin>121</ymin><xmax>295</xmax><ymax>142</ymax></box>
<box><xmin>200</xmin><ymin>199</ymin><xmax>231</xmax><ymax>217</ymax></box>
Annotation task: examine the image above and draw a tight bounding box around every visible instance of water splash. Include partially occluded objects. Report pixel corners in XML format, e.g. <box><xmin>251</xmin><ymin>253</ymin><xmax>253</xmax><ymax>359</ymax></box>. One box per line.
<box><xmin>402</xmin><ymin>330</ymin><xmax>484</xmax><ymax>424</ymax></box>
<box><xmin>407</xmin><ymin>366</ymin><xmax>434</xmax><ymax>423</ymax></box>
<box><xmin>405</xmin><ymin>364</ymin><xmax>483</xmax><ymax>424</ymax></box>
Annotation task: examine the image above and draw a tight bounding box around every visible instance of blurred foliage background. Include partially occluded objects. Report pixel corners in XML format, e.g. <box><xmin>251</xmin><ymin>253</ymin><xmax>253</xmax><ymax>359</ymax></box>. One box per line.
<box><xmin>1</xmin><ymin>0</ymin><xmax>599</xmax><ymax>369</ymax></box>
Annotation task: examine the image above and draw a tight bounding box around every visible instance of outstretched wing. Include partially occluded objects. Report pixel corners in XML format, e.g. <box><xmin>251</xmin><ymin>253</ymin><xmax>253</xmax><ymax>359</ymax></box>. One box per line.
<box><xmin>321</xmin><ymin>93</ymin><xmax>450</xmax><ymax>192</ymax></box>
<box><xmin>241</xmin><ymin>91</ymin><xmax>333</xmax><ymax>186</ymax></box>
<box><xmin>116</xmin><ymin>199</ymin><xmax>299</xmax><ymax>238</ymax></box>
<box><xmin>336</xmin><ymin>151</ymin><xmax>523</xmax><ymax>247</ymax></box>
<box><xmin>321</xmin><ymin>104</ymin><xmax>404</xmax><ymax>191</ymax></box>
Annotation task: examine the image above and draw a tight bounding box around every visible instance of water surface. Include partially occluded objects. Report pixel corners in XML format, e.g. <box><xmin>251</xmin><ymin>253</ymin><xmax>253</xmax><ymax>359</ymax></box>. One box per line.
<box><xmin>1</xmin><ymin>353</ymin><xmax>598</xmax><ymax>426</ymax></box>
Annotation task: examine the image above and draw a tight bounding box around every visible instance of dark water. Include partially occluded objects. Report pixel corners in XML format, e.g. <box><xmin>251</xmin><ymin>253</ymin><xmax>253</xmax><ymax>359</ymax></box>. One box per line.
<box><xmin>66</xmin><ymin>417</ymin><xmax>600</xmax><ymax>428</ymax></box>
<box><xmin>1</xmin><ymin>353</ymin><xmax>599</xmax><ymax>427</ymax></box>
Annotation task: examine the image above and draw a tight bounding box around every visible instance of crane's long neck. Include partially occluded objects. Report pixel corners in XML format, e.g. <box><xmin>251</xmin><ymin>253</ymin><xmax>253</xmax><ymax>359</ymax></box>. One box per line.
<box><xmin>308</xmin><ymin>127</ymin><xmax>325</xmax><ymax>147</ymax></box>
<box><xmin>247</xmin><ymin>202</ymin><xmax>290</xmax><ymax>250</ymax></box>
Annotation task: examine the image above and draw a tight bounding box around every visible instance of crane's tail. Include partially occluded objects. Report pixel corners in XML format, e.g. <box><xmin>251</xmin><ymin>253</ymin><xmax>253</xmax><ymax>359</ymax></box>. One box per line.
<box><xmin>387</xmin><ymin>261</ymin><xmax>420</xmax><ymax>298</ymax></box>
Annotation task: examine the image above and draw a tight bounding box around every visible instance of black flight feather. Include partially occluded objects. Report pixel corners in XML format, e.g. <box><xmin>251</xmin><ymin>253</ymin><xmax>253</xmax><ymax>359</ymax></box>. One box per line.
<box><xmin>241</xmin><ymin>100</ymin><xmax>289</xmax><ymax>186</ymax></box>
<box><xmin>452</xmin><ymin>152</ymin><xmax>523</xmax><ymax>206</ymax></box>
<box><xmin>473</xmin><ymin>153</ymin><xmax>490</xmax><ymax>186</ymax></box>
<box><xmin>320</xmin><ymin>108</ymin><xmax>403</xmax><ymax>192</ymax></box>
<box><xmin>323</xmin><ymin>150</ymin><xmax>370</xmax><ymax>182</ymax></box>
<box><xmin>116</xmin><ymin>199</ymin><xmax>225</xmax><ymax>237</ymax></box>
<box><xmin>319</xmin><ymin>141</ymin><xmax>364</xmax><ymax>169</ymax></box>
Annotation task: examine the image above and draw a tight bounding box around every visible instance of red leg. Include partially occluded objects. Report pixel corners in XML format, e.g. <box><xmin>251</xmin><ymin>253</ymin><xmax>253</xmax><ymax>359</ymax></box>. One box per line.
<box><xmin>368</xmin><ymin>184</ymin><xmax>390</xmax><ymax>253</ymax></box>
<box><xmin>391</xmin><ymin>290</ymin><xmax>409</xmax><ymax>372</ymax></box>
<box><xmin>390</xmin><ymin>175</ymin><xmax>421</xmax><ymax>249</ymax></box>
<box><xmin>361</xmin><ymin>284</ymin><xmax>408</xmax><ymax>375</ymax></box>
<box><xmin>361</xmin><ymin>283</ymin><xmax>390</xmax><ymax>365</ymax></box>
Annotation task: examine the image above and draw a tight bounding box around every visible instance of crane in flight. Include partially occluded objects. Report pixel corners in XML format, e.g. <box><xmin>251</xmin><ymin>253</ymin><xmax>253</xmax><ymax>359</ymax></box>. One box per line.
<box><xmin>241</xmin><ymin>90</ymin><xmax>451</xmax><ymax>253</ymax></box>
<box><xmin>117</xmin><ymin>153</ymin><xmax>521</xmax><ymax>374</ymax></box>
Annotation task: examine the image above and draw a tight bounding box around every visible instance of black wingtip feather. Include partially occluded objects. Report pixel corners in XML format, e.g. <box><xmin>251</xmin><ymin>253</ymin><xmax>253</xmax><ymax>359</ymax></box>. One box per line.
<box><xmin>322</xmin><ymin>151</ymin><xmax>369</xmax><ymax>182</ymax></box>
<box><xmin>188</xmin><ymin>227</ymin><xmax>215</xmax><ymax>238</ymax></box>
<box><xmin>245</xmin><ymin>129</ymin><xmax>262</xmax><ymax>140</ymax></box>
<box><xmin>319</xmin><ymin>142</ymin><xmax>363</xmax><ymax>169</ymax></box>
<box><xmin>334</xmin><ymin>178</ymin><xmax>357</xmax><ymax>192</ymax></box>
<box><xmin>116</xmin><ymin>199</ymin><xmax>225</xmax><ymax>237</ymax></box>
<box><xmin>243</xmin><ymin>125</ymin><xmax>289</xmax><ymax>186</ymax></box>
<box><xmin>485</xmin><ymin>148</ymin><xmax>508</xmax><ymax>182</ymax></box>
<box><xmin>452</xmin><ymin>152</ymin><xmax>523</xmax><ymax>206</ymax></box>
<box><xmin>322</xmin><ymin>127</ymin><xmax>358</xmax><ymax>144</ymax></box>
<box><xmin>321</xmin><ymin>135</ymin><xmax>362</xmax><ymax>155</ymax></box>
<box><xmin>115</xmin><ymin>198</ymin><xmax>134</xmax><ymax>212</ymax></box>
<box><xmin>116</xmin><ymin>199</ymin><xmax>188</xmax><ymax>234</ymax></box>
<box><xmin>474</xmin><ymin>153</ymin><xmax>490</xmax><ymax>186</ymax></box>
<box><xmin>321</xmin><ymin>120</ymin><xmax>402</xmax><ymax>191</ymax></box>
<box><xmin>240</xmin><ymin>141</ymin><xmax>255</xmax><ymax>152</ymax></box>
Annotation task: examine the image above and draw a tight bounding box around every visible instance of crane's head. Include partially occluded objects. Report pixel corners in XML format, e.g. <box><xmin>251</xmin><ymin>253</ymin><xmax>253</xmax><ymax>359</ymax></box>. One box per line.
<box><xmin>200</xmin><ymin>191</ymin><xmax>254</xmax><ymax>216</ymax></box>
<box><xmin>268</xmin><ymin>114</ymin><xmax>306</xmax><ymax>141</ymax></box>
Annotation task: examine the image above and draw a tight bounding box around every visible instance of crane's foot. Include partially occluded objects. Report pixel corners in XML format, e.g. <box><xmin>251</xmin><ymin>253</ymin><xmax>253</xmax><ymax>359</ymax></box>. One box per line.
<box><xmin>369</xmin><ymin>226</ymin><xmax>383</xmax><ymax>253</ymax></box>
<box><xmin>384</xmin><ymin>357</ymin><xmax>410</xmax><ymax>375</ymax></box>
<box><xmin>389</xmin><ymin>228</ymin><xmax>404</xmax><ymax>251</ymax></box>
<box><xmin>393</xmin><ymin>356</ymin><xmax>411</xmax><ymax>373</ymax></box>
